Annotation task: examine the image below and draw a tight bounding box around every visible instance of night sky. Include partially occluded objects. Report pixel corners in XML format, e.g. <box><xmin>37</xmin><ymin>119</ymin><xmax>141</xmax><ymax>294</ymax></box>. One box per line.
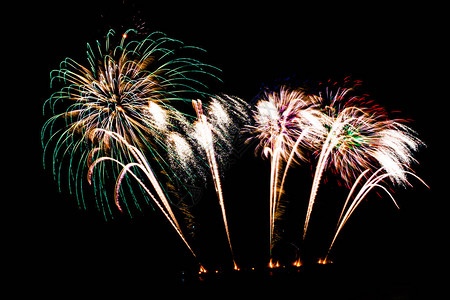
<box><xmin>14</xmin><ymin>0</ymin><xmax>445</xmax><ymax>296</ymax></box>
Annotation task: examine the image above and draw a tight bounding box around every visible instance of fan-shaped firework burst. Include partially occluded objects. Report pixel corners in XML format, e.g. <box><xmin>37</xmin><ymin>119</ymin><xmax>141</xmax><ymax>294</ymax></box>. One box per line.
<box><xmin>303</xmin><ymin>81</ymin><xmax>424</xmax><ymax>238</ymax></box>
<box><xmin>42</xmin><ymin>29</ymin><xmax>219</xmax><ymax>217</ymax></box>
<box><xmin>249</xmin><ymin>87</ymin><xmax>322</xmax><ymax>160</ymax></box>
<box><xmin>246</xmin><ymin>87</ymin><xmax>324</xmax><ymax>252</ymax></box>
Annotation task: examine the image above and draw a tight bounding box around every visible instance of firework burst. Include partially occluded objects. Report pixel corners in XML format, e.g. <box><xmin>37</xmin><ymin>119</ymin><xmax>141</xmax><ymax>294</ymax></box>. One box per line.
<box><xmin>303</xmin><ymin>81</ymin><xmax>425</xmax><ymax>239</ymax></box>
<box><xmin>42</xmin><ymin>29</ymin><xmax>219</xmax><ymax>217</ymax></box>
<box><xmin>246</xmin><ymin>87</ymin><xmax>323</xmax><ymax>252</ymax></box>
<box><xmin>41</xmin><ymin>26</ymin><xmax>428</xmax><ymax>270</ymax></box>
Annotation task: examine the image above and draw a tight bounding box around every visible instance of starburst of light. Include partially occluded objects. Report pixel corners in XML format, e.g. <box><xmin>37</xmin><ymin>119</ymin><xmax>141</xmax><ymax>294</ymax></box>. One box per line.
<box><xmin>42</xmin><ymin>29</ymin><xmax>219</xmax><ymax>217</ymax></box>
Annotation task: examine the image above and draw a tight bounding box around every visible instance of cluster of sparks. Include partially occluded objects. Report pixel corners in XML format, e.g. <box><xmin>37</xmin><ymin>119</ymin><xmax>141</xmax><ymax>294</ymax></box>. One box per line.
<box><xmin>42</xmin><ymin>30</ymin><xmax>427</xmax><ymax>273</ymax></box>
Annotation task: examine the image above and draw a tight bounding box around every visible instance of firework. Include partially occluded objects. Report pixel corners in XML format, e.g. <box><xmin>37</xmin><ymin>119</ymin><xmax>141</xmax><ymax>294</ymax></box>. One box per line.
<box><xmin>246</xmin><ymin>87</ymin><xmax>323</xmax><ymax>252</ymax></box>
<box><xmin>191</xmin><ymin>95</ymin><xmax>250</xmax><ymax>266</ymax></box>
<box><xmin>42</xmin><ymin>29</ymin><xmax>219</xmax><ymax>217</ymax></box>
<box><xmin>87</xmin><ymin>129</ymin><xmax>197</xmax><ymax>258</ymax></box>
<box><xmin>325</xmin><ymin>167</ymin><xmax>428</xmax><ymax>259</ymax></box>
<box><xmin>303</xmin><ymin>82</ymin><xmax>425</xmax><ymax>239</ymax></box>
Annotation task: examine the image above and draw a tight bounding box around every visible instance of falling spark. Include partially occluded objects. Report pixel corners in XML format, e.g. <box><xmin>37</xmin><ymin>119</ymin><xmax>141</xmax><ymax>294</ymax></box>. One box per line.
<box><xmin>87</xmin><ymin>129</ymin><xmax>198</xmax><ymax>258</ymax></box>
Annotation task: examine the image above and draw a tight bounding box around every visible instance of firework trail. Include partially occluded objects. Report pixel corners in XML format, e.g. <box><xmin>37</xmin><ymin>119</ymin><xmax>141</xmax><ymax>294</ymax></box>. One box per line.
<box><xmin>41</xmin><ymin>29</ymin><xmax>219</xmax><ymax>217</ymax></box>
<box><xmin>303</xmin><ymin>82</ymin><xmax>425</xmax><ymax>239</ymax></box>
<box><xmin>246</xmin><ymin>87</ymin><xmax>323</xmax><ymax>252</ymax></box>
<box><xmin>191</xmin><ymin>96</ymin><xmax>249</xmax><ymax>268</ymax></box>
<box><xmin>325</xmin><ymin>167</ymin><xmax>428</xmax><ymax>259</ymax></box>
<box><xmin>87</xmin><ymin>129</ymin><xmax>197</xmax><ymax>258</ymax></box>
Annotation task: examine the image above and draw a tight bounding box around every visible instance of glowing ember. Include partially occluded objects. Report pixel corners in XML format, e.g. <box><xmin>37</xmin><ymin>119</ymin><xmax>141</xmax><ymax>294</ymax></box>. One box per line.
<box><xmin>317</xmin><ymin>258</ymin><xmax>332</xmax><ymax>265</ymax></box>
<box><xmin>268</xmin><ymin>258</ymin><xmax>280</xmax><ymax>268</ymax></box>
<box><xmin>233</xmin><ymin>261</ymin><xmax>240</xmax><ymax>271</ymax></box>
<box><xmin>198</xmin><ymin>265</ymin><xmax>207</xmax><ymax>274</ymax></box>
<box><xmin>293</xmin><ymin>258</ymin><xmax>302</xmax><ymax>267</ymax></box>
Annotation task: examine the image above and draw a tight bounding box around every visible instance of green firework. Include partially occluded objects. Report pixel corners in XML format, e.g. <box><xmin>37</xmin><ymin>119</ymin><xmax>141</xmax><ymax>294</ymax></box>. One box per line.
<box><xmin>42</xmin><ymin>29</ymin><xmax>220</xmax><ymax>218</ymax></box>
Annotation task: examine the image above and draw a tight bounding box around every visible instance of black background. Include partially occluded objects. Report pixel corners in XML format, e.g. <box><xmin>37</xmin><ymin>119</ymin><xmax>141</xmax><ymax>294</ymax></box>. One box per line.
<box><xmin>11</xmin><ymin>0</ymin><xmax>445</xmax><ymax>297</ymax></box>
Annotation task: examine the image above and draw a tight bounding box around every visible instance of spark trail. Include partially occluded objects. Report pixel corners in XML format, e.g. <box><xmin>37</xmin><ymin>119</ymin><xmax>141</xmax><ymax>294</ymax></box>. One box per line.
<box><xmin>192</xmin><ymin>99</ymin><xmax>236</xmax><ymax>266</ymax></box>
<box><xmin>303</xmin><ymin>82</ymin><xmax>424</xmax><ymax>239</ymax></box>
<box><xmin>325</xmin><ymin>168</ymin><xmax>429</xmax><ymax>259</ymax></box>
<box><xmin>87</xmin><ymin>129</ymin><xmax>197</xmax><ymax>258</ymax></box>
